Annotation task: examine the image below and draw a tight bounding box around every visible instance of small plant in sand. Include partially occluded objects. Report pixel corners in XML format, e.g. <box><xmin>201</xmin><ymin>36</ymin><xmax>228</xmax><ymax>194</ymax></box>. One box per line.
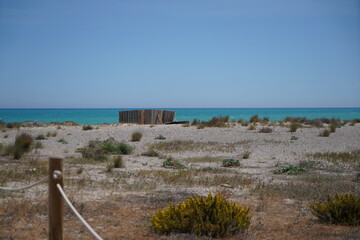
<box><xmin>150</xmin><ymin>193</ymin><xmax>251</xmax><ymax>237</ymax></box>
<box><xmin>192</xmin><ymin>116</ymin><xmax>230</xmax><ymax>128</ymax></box>
<box><xmin>162</xmin><ymin>157</ymin><xmax>185</xmax><ymax>169</ymax></box>
<box><xmin>82</xmin><ymin>125</ymin><xmax>93</xmax><ymax>131</ymax></box>
<box><xmin>78</xmin><ymin>138</ymin><xmax>133</xmax><ymax>162</ymax></box>
<box><xmin>258</xmin><ymin>127</ymin><xmax>273</xmax><ymax>133</ymax></box>
<box><xmin>319</xmin><ymin>129</ymin><xmax>330</xmax><ymax>137</ymax></box>
<box><xmin>35</xmin><ymin>134</ymin><xmax>46</xmax><ymax>140</ymax></box>
<box><xmin>329</xmin><ymin>123</ymin><xmax>337</xmax><ymax>133</ymax></box>
<box><xmin>273</xmin><ymin>163</ymin><xmax>307</xmax><ymax>175</ymax></box>
<box><xmin>107</xmin><ymin>156</ymin><xmax>125</xmax><ymax>172</ymax></box>
<box><xmin>131</xmin><ymin>131</ymin><xmax>142</xmax><ymax>142</ymax></box>
<box><xmin>289</xmin><ymin>123</ymin><xmax>299</xmax><ymax>132</ymax></box>
<box><xmin>249</xmin><ymin>114</ymin><xmax>260</xmax><ymax>123</ymax></box>
<box><xmin>142</xmin><ymin>148</ymin><xmax>160</xmax><ymax>157</ymax></box>
<box><xmin>291</xmin><ymin>135</ymin><xmax>299</xmax><ymax>140</ymax></box>
<box><xmin>46</xmin><ymin>131</ymin><xmax>57</xmax><ymax>137</ymax></box>
<box><xmin>155</xmin><ymin>135</ymin><xmax>166</xmax><ymax>140</ymax></box>
<box><xmin>58</xmin><ymin>139</ymin><xmax>68</xmax><ymax>144</ymax></box>
<box><xmin>222</xmin><ymin>159</ymin><xmax>240</xmax><ymax>167</ymax></box>
<box><xmin>247</xmin><ymin>125</ymin><xmax>256</xmax><ymax>130</ymax></box>
<box><xmin>101</xmin><ymin>139</ymin><xmax>133</xmax><ymax>155</ymax></box>
<box><xmin>3</xmin><ymin>133</ymin><xmax>33</xmax><ymax>159</ymax></box>
<box><xmin>309</xmin><ymin>192</ymin><xmax>360</xmax><ymax>226</ymax></box>
<box><xmin>33</xmin><ymin>141</ymin><xmax>43</xmax><ymax>149</ymax></box>
<box><xmin>242</xmin><ymin>151</ymin><xmax>251</xmax><ymax>159</ymax></box>
<box><xmin>113</xmin><ymin>155</ymin><xmax>125</xmax><ymax>168</ymax></box>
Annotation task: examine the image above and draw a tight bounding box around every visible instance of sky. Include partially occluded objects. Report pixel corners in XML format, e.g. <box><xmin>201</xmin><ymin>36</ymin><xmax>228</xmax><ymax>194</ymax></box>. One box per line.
<box><xmin>0</xmin><ymin>0</ymin><xmax>359</xmax><ymax>108</ymax></box>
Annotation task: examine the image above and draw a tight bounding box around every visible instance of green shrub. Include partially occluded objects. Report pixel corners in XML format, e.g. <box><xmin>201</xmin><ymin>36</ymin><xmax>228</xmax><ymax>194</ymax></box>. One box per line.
<box><xmin>192</xmin><ymin>116</ymin><xmax>230</xmax><ymax>128</ymax></box>
<box><xmin>249</xmin><ymin>114</ymin><xmax>259</xmax><ymax>123</ymax></box>
<box><xmin>241</xmin><ymin>121</ymin><xmax>248</xmax><ymax>127</ymax></box>
<box><xmin>319</xmin><ymin>129</ymin><xmax>330</xmax><ymax>137</ymax></box>
<box><xmin>101</xmin><ymin>140</ymin><xmax>133</xmax><ymax>155</ymax></box>
<box><xmin>6</xmin><ymin>122</ymin><xmax>21</xmax><ymax>129</ymax></box>
<box><xmin>242</xmin><ymin>151</ymin><xmax>251</xmax><ymax>159</ymax></box>
<box><xmin>247</xmin><ymin>125</ymin><xmax>256</xmax><ymax>130</ymax></box>
<box><xmin>309</xmin><ymin>192</ymin><xmax>360</xmax><ymax>226</ymax></box>
<box><xmin>142</xmin><ymin>148</ymin><xmax>160</xmax><ymax>157</ymax></box>
<box><xmin>222</xmin><ymin>159</ymin><xmax>240</xmax><ymax>167</ymax></box>
<box><xmin>34</xmin><ymin>141</ymin><xmax>43</xmax><ymax>149</ymax></box>
<box><xmin>82</xmin><ymin>125</ymin><xmax>93</xmax><ymax>131</ymax></box>
<box><xmin>79</xmin><ymin>140</ymin><xmax>108</xmax><ymax>162</ymax></box>
<box><xmin>289</xmin><ymin>123</ymin><xmax>299</xmax><ymax>132</ymax></box>
<box><xmin>9</xmin><ymin>133</ymin><xmax>33</xmax><ymax>159</ymax></box>
<box><xmin>150</xmin><ymin>193</ymin><xmax>251</xmax><ymax>237</ymax></box>
<box><xmin>274</xmin><ymin>163</ymin><xmax>307</xmax><ymax>175</ymax></box>
<box><xmin>58</xmin><ymin>139</ymin><xmax>68</xmax><ymax>144</ymax></box>
<box><xmin>155</xmin><ymin>135</ymin><xmax>166</xmax><ymax>140</ymax></box>
<box><xmin>258</xmin><ymin>127</ymin><xmax>273</xmax><ymax>133</ymax></box>
<box><xmin>131</xmin><ymin>131</ymin><xmax>142</xmax><ymax>142</ymax></box>
<box><xmin>329</xmin><ymin>123</ymin><xmax>337</xmax><ymax>133</ymax></box>
<box><xmin>113</xmin><ymin>155</ymin><xmax>125</xmax><ymax>168</ymax></box>
<box><xmin>162</xmin><ymin>157</ymin><xmax>185</xmax><ymax>169</ymax></box>
<box><xmin>35</xmin><ymin>134</ymin><xmax>46</xmax><ymax>140</ymax></box>
<box><xmin>46</xmin><ymin>131</ymin><xmax>57</xmax><ymax>137</ymax></box>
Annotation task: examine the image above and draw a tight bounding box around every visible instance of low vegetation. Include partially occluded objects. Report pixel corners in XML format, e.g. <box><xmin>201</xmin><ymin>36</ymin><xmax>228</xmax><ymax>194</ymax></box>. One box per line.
<box><xmin>107</xmin><ymin>156</ymin><xmax>125</xmax><ymax>172</ymax></box>
<box><xmin>182</xmin><ymin>156</ymin><xmax>220</xmax><ymax>163</ymax></box>
<box><xmin>131</xmin><ymin>131</ymin><xmax>142</xmax><ymax>142</ymax></box>
<box><xmin>307</xmin><ymin>150</ymin><xmax>360</xmax><ymax>164</ymax></box>
<box><xmin>58</xmin><ymin>138</ymin><xmax>68</xmax><ymax>144</ymax></box>
<box><xmin>258</xmin><ymin>127</ymin><xmax>273</xmax><ymax>133</ymax></box>
<box><xmin>3</xmin><ymin>133</ymin><xmax>34</xmax><ymax>159</ymax></box>
<box><xmin>35</xmin><ymin>134</ymin><xmax>46</xmax><ymax>140</ymax></box>
<box><xmin>242</xmin><ymin>151</ymin><xmax>251</xmax><ymax>159</ymax></box>
<box><xmin>46</xmin><ymin>131</ymin><xmax>57</xmax><ymax>137</ymax></box>
<box><xmin>78</xmin><ymin>138</ymin><xmax>133</xmax><ymax>162</ymax></box>
<box><xmin>162</xmin><ymin>157</ymin><xmax>185</xmax><ymax>169</ymax></box>
<box><xmin>149</xmin><ymin>140</ymin><xmax>238</xmax><ymax>153</ymax></box>
<box><xmin>150</xmin><ymin>193</ymin><xmax>251</xmax><ymax>237</ymax></box>
<box><xmin>82</xmin><ymin>125</ymin><xmax>94</xmax><ymax>131</ymax></box>
<box><xmin>247</xmin><ymin>125</ymin><xmax>256</xmax><ymax>130</ymax></box>
<box><xmin>192</xmin><ymin>116</ymin><xmax>230</xmax><ymax>128</ymax></box>
<box><xmin>273</xmin><ymin>163</ymin><xmax>307</xmax><ymax>175</ymax></box>
<box><xmin>222</xmin><ymin>158</ymin><xmax>240</xmax><ymax>167</ymax></box>
<box><xmin>310</xmin><ymin>192</ymin><xmax>360</xmax><ymax>226</ymax></box>
<box><xmin>319</xmin><ymin>129</ymin><xmax>331</xmax><ymax>137</ymax></box>
<box><xmin>289</xmin><ymin>123</ymin><xmax>299</xmax><ymax>132</ymax></box>
<box><xmin>155</xmin><ymin>135</ymin><xmax>166</xmax><ymax>140</ymax></box>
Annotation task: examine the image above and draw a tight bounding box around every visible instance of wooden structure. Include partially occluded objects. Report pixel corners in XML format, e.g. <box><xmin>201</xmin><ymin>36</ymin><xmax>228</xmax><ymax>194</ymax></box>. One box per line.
<box><xmin>49</xmin><ymin>157</ymin><xmax>64</xmax><ymax>240</ymax></box>
<box><xmin>119</xmin><ymin>110</ymin><xmax>175</xmax><ymax>124</ymax></box>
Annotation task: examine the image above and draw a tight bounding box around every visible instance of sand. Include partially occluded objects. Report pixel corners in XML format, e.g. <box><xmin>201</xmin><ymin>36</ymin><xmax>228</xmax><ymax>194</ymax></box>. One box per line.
<box><xmin>1</xmin><ymin>123</ymin><xmax>360</xmax><ymax>239</ymax></box>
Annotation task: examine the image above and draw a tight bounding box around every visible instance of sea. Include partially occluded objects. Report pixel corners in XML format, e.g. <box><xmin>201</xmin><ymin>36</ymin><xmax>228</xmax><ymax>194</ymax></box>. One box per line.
<box><xmin>0</xmin><ymin>108</ymin><xmax>359</xmax><ymax>125</ymax></box>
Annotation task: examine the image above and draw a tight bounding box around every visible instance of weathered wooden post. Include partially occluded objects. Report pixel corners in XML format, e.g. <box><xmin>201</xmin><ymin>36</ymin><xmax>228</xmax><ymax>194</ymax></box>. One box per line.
<box><xmin>49</xmin><ymin>157</ymin><xmax>64</xmax><ymax>240</ymax></box>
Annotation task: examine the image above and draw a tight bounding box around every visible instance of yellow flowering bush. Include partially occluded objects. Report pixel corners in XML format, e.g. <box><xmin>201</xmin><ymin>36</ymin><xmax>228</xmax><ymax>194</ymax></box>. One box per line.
<box><xmin>150</xmin><ymin>193</ymin><xmax>251</xmax><ymax>237</ymax></box>
<box><xmin>310</xmin><ymin>192</ymin><xmax>360</xmax><ymax>226</ymax></box>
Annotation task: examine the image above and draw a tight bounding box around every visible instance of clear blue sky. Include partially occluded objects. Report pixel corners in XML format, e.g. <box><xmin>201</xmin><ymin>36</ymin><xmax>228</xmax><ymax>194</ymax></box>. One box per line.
<box><xmin>0</xmin><ymin>0</ymin><xmax>359</xmax><ymax>108</ymax></box>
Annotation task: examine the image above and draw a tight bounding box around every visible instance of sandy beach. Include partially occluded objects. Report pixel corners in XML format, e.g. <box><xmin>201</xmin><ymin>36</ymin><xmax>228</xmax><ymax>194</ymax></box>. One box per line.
<box><xmin>0</xmin><ymin>122</ymin><xmax>359</xmax><ymax>239</ymax></box>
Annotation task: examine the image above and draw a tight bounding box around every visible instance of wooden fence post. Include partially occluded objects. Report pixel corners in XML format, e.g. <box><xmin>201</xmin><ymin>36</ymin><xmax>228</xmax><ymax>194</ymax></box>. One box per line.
<box><xmin>49</xmin><ymin>157</ymin><xmax>64</xmax><ymax>240</ymax></box>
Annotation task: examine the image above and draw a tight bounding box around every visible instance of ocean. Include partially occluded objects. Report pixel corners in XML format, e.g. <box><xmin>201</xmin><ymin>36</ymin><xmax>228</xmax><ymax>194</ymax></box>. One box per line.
<box><xmin>0</xmin><ymin>108</ymin><xmax>359</xmax><ymax>125</ymax></box>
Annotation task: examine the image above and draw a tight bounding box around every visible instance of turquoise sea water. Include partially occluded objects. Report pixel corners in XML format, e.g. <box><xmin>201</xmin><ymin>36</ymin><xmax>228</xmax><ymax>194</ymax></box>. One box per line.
<box><xmin>0</xmin><ymin>108</ymin><xmax>359</xmax><ymax>125</ymax></box>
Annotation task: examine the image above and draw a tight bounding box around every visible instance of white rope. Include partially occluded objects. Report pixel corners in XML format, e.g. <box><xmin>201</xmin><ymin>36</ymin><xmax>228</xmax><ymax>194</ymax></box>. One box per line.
<box><xmin>56</xmin><ymin>184</ymin><xmax>103</xmax><ymax>240</ymax></box>
<box><xmin>0</xmin><ymin>176</ymin><xmax>48</xmax><ymax>191</ymax></box>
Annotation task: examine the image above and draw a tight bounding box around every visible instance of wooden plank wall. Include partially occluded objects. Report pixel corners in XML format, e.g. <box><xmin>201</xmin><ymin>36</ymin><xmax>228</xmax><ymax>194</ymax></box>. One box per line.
<box><xmin>119</xmin><ymin>110</ymin><xmax>175</xmax><ymax>124</ymax></box>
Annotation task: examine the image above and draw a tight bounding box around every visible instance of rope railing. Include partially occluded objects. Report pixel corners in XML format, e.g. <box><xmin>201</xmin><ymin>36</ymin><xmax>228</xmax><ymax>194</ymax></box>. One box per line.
<box><xmin>0</xmin><ymin>176</ymin><xmax>48</xmax><ymax>191</ymax></box>
<box><xmin>1</xmin><ymin>157</ymin><xmax>105</xmax><ymax>240</ymax></box>
<box><xmin>56</xmin><ymin>183</ymin><xmax>104</xmax><ymax>240</ymax></box>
